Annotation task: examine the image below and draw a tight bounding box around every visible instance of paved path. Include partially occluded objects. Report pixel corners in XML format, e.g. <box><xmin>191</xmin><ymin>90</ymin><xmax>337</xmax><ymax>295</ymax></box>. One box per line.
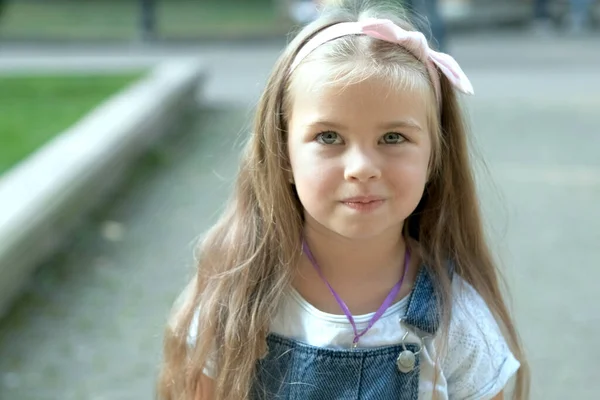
<box><xmin>0</xmin><ymin>32</ymin><xmax>599</xmax><ymax>399</ymax></box>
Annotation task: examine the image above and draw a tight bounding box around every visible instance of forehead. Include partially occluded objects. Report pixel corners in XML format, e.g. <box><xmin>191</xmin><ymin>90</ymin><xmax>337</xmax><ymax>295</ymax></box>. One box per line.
<box><xmin>288</xmin><ymin>72</ymin><xmax>431</xmax><ymax>130</ymax></box>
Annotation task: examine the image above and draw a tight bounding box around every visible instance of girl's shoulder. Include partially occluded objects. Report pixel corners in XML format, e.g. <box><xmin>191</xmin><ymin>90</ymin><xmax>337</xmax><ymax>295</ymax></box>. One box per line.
<box><xmin>448</xmin><ymin>275</ymin><xmax>499</xmax><ymax>328</ymax></box>
<box><xmin>440</xmin><ymin>276</ymin><xmax>521</xmax><ymax>399</ymax></box>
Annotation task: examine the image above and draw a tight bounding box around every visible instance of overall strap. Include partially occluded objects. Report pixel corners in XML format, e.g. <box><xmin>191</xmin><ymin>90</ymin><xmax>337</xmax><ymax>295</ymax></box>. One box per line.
<box><xmin>403</xmin><ymin>262</ymin><xmax>454</xmax><ymax>335</ymax></box>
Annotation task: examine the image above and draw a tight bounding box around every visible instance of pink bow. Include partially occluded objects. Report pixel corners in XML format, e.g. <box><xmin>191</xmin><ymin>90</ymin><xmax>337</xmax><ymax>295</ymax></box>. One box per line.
<box><xmin>290</xmin><ymin>18</ymin><xmax>474</xmax><ymax>105</ymax></box>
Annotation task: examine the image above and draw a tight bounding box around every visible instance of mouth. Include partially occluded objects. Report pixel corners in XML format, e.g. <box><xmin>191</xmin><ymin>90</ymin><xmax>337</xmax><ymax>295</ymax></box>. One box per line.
<box><xmin>340</xmin><ymin>196</ymin><xmax>385</xmax><ymax>212</ymax></box>
<box><xmin>342</xmin><ymin>196</ymin><xmax>384</xmax><ymax>203</ymax></box>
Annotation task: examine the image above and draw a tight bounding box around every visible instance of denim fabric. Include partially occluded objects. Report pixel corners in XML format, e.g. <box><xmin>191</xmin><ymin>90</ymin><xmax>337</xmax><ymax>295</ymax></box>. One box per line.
<box><xmin>404</xmin><ymin>266</ymin><xmax>440</xmax><ymax>335</ymax></box>
<box><xmin>250</xmin><ymin>265</ymin><xmax>442</xmax><ymax>400</ymax></box>
<box><xmin>252</xmin><ymin>335</ymin><xmax>421</xmax><ymax>400</ymax></box>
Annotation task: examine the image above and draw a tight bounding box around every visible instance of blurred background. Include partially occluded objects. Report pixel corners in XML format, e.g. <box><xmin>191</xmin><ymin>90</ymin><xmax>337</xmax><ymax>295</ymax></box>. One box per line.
<box><xmin>0</xmin><ymin>0</ymin><xmax>599</xmax><ymax>399</ymax></box>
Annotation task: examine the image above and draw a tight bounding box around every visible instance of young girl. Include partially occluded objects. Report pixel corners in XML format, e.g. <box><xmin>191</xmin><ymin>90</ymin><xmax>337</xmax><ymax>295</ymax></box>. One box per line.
<box><xmin>158</xmin><ymin>1</ymin><xmax>530</xmax><ymax>399</ymax></box>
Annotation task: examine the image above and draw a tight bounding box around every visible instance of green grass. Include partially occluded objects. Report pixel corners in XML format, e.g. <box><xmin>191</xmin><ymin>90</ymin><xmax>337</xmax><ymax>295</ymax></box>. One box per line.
<box><xmin>0</xmin><ymin>73</ymin><xmax>143</xmax><ymax>174</ymax></box>
<box><xmin>0</xmin><ymin>0</ymin><xmax>289</xmax><ymax>40</ymax></box>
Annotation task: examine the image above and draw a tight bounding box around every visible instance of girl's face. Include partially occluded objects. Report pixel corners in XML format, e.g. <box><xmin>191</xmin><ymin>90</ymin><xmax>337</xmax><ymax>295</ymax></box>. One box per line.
<box><xmin>287</xmin><ymin>77</ymin><xmax>433</xmax><ymax>240</ymax></box>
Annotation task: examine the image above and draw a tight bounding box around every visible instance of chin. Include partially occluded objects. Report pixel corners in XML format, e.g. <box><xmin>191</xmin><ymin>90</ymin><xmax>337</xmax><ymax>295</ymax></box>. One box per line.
<box><xmin>328</xmin><ymin>223</ymin><xmax>401</xmax><ymax>241</ymax></box>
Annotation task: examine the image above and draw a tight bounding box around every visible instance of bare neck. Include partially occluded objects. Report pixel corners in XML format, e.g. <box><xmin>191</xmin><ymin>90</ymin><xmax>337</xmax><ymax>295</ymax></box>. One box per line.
<box><xmin>302</xmin><ymin>225</ymin><xmax>406</xmax><ymax>282</ymax></box>
<box><xmin>293</xmin><ymin>223</ymin><xmax>417</xmax><ymax>315</ymax></box>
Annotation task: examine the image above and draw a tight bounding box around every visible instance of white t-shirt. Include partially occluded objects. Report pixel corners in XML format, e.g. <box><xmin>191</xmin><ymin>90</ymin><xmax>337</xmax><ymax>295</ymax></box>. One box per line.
<box><xmin>192</xmin><ymin>276</ymin><xmax>520</xmax><ymax>400</ymax></box>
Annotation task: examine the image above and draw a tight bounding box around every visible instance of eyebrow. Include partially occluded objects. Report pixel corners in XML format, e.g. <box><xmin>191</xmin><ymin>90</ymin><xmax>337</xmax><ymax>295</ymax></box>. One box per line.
<box><xmin>307</xmin><ymin>120</ymin><xmax>423</xmax><ymax>131</ymax></box>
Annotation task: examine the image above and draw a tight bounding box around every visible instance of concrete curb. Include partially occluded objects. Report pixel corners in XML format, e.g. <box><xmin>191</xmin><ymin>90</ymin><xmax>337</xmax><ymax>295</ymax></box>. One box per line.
<box><xmin>0</xmin><ymin>60</ymin><xmax>208</xmax><ymax>317</ymax></box>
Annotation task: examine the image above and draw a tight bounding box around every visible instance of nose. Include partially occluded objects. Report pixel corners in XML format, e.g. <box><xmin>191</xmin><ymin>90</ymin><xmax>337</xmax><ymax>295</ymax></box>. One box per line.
<box><xmin>343</xmin><ymin>147</ymin><xmax>382</xmax><ymax>182</ymax></box>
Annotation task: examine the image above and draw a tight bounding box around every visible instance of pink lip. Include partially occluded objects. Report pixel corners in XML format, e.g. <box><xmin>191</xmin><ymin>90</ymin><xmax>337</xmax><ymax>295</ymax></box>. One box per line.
<box><xmin>340</xmin><ymin>196</ymin><xmax>385</xmax><ymax>212</ymax></box>
<box><xmin>342</xmin><ymin>196</ymin><xmax>384</xmax><ymax>203</ymax></box>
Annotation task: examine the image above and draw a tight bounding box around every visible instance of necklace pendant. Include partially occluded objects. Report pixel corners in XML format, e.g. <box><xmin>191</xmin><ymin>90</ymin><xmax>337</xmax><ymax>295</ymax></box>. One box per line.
<box><xmin>352</xmin><ymin>338</ymin><xmax>359</xmax><ymax>350</ymax></box>
<box><xmin>396</xmin><ymin>350</ymin><xmax>416</xmax><ymax>373</ymax></box>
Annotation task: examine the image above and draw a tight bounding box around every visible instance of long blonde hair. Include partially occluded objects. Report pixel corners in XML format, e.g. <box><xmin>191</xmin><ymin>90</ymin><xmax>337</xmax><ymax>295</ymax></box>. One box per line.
<box><xmin>158</xmin><ymin>1</ymin><xmax>530</xmax><ymax>399</ymax></box>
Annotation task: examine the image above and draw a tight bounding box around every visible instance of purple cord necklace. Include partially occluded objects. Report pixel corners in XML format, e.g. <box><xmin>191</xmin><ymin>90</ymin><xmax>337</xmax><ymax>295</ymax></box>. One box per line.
<box><xmin>301</xmin><ymin>239</ymin><xmax>410</xmax><ymax>349</ymax></box>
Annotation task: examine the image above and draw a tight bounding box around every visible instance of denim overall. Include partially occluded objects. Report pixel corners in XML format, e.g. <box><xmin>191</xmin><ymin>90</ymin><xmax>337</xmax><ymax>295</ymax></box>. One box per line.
<box><xmin>251</xmin><ymin>266</ymin><xmax>442</xmax><ymax>400</ymax></box>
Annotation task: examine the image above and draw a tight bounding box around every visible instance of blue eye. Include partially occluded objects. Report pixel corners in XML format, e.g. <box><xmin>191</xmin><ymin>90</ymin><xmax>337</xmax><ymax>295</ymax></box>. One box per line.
<box><xmin>316</xmin><ymin>131</ymin><xmax>342</xmax><ymax>145</ymax></box>
<box><xmin>380</xmin><ymin>132</ymin><xmax>405</xmax><ymax>145</ymax></box>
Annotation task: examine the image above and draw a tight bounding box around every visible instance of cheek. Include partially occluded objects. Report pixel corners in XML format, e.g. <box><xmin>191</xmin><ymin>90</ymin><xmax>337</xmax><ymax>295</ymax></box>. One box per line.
<box><xmin>289</xmin><ymin>145</ymin><xmax>340</xmax><ymax>211</ymax></box>
<box><xmin>389</xmin><ymin>146</ymin><xmax>431</xmax><ymax>204</ymax></box>
<box><xmin>293</xmin><ymin>156</ymin><xmax>339</xmax><ymax>198</ymax></box>
<box><xmin>393</xmin><ymin>165</ymin><xmax>427</xmax><ymax>201</ymax></box>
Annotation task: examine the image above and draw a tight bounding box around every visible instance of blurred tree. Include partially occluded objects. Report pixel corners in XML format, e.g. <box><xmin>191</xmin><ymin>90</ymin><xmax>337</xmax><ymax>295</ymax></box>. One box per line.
<box><xmin>274</xmin><ymin>0</ymin><xmax>292</xmax><ymax>21</ymax></box>
<box><xmin>139</xmin><ymin>0</ymin><xmax>157</xmax><ymax>42</ymax></box>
